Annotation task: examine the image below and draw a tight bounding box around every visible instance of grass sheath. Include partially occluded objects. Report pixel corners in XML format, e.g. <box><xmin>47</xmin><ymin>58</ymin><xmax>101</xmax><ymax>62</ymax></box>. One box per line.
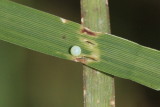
<box><xmin>81</xmin><ymin>0</ymin><xmax>115</xmax><ymax>106</ymax></box>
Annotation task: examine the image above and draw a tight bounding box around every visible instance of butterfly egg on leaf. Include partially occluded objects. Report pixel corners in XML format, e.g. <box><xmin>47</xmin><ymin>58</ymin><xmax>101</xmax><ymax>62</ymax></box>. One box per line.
<box><xmin>70</xmin><ymin>46</ymin><xmax>81</xmax><ymax>56</ymax></box>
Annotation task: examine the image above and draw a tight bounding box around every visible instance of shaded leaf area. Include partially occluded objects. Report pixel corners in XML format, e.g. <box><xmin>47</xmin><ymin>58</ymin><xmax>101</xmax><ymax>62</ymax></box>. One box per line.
<box><xmin>0</xmin><ymin>0</ymin><xmax>160</xmax><ymax>90</ymax></box>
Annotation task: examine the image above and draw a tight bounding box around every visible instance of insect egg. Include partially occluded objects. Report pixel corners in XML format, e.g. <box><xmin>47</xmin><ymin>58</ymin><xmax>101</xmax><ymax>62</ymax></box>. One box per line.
<box><xmin>70</xmin><ymin>46</ymin><xmax>81</xmax><ymax>56</ymax></box>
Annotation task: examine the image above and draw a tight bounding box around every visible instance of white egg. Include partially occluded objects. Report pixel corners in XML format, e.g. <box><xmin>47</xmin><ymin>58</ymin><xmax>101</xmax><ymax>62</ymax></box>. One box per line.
<box><xmin>70</xmin><ymin>46</ymin><xmax>81</xmax><ymax>56</ymax></box>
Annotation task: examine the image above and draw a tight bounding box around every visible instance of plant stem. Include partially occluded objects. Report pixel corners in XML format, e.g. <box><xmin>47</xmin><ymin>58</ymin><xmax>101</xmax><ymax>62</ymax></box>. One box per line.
<box><xmin>81</xmin><ymin>0</ymin><xmax>115</xmax><ymax>107</ymax></box>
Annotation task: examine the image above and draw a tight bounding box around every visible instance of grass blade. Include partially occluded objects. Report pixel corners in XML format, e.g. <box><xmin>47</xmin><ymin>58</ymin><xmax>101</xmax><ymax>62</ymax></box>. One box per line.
<box><xmin>0</xmin><ymin>0</ymin><xmax>160</xmax><ymax>90</ymax></box>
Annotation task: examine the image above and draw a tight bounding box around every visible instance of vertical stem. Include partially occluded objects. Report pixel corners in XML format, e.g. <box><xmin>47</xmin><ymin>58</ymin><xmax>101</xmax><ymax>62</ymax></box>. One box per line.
<box><xmin>81</xmin><ymin>0</ymin><xmax>115</xmax><ymax>107</ymax></box>
<box><xmin>0</xmin><ymin>41</ymin><xmax>27</xmax><ymax>107</ymax></box>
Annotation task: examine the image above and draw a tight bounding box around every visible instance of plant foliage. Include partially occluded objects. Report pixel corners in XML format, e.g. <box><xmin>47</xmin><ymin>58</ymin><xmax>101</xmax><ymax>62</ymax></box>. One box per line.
<box><xmin>0</xmin><ymin>0</ymin><xmax>160</xmax><ymax>90</ymax></box>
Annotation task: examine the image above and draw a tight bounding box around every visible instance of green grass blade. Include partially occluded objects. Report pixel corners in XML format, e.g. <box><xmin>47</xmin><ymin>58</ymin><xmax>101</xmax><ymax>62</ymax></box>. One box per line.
<box><xmin>0</xmin><ymin>0</ymin><xmax>160</xmax><ymax>90</ymax></box>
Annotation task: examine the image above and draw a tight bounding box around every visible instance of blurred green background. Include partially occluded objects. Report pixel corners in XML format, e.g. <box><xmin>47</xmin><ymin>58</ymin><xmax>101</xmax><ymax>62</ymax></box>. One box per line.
<box><xmin>0</xmin><ymin>0</ymin><xmax>160</xmax><ymax>107</ymax></box>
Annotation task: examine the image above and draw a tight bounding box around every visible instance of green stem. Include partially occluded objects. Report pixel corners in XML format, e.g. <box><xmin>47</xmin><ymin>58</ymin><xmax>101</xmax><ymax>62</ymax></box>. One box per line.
<box><xmin>81</xmin><ymin>0</ymin><xmax>115</xmax><ymax>107</ymax></box>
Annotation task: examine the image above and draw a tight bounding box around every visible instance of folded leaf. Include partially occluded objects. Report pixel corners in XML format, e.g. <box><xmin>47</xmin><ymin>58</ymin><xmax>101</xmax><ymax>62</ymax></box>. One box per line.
<box><xmin>0</xmin><ymin>0</ymin><xmax>160</xmax><ymax>90</ymax></box>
